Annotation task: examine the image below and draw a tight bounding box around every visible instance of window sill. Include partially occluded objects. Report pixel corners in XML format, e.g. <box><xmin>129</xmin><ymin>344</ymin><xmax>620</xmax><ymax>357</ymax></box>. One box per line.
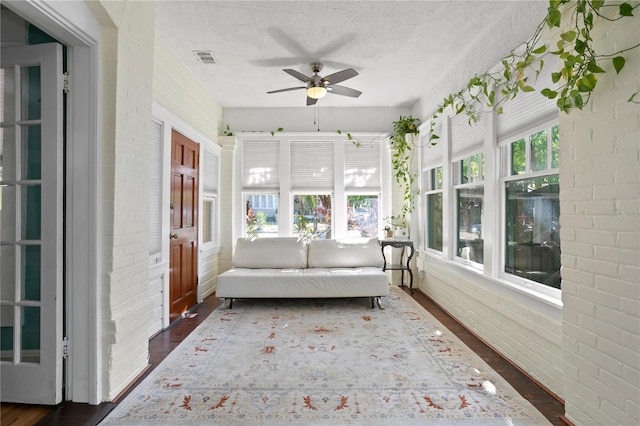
<box><xmin>416</xmin><ymin>250</ymin><xmax>562</xmax><ymax>317</ymax></box>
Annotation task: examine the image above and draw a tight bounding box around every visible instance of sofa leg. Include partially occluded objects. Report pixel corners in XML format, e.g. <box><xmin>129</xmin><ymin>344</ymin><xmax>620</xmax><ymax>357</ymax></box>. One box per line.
<box><xmin>227</xmin><ymin>298</ymin><xmax>233</xmax><ymax>309</ymax></box>
<box><xmin>373</xmin><ymin>296</ymin><xmax>384</xmax><ymax>310</ymax></box>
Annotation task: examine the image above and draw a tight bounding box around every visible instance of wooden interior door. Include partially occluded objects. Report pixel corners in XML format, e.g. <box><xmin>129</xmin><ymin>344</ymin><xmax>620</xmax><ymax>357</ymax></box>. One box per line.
<box><xmin>169</xmin><ymin>130</ymin><xmax>199</xmax><ymax>322</ymax></box>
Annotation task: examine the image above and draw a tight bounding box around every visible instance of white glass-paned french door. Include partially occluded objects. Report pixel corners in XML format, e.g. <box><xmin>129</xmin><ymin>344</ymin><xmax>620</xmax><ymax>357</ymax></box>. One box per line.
<box><xmin>0</xmin><ymin>43</ymin><xmax>64</xmax><ymax>404</ymax></box>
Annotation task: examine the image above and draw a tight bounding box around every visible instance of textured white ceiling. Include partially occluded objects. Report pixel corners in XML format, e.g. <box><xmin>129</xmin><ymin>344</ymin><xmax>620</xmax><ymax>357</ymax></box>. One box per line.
<box><xmin>155</xmin><ymin>1</ymin><xmax>548</xmax><ymax>110</ymax></box>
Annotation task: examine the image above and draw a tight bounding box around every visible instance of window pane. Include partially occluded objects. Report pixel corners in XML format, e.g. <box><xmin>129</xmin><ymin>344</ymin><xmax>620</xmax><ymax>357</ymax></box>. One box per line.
<box><xmin>470</xmin><ymin>153</ymin><xmax>484</xmax><ymax>182</ymax></box>
<box><xmin>203</xmin><ymin>199</ymin><xmax>214</xmax><ymax>243</ymax></box>
<box><xmin>457</xmin><ymin>187</ymin><xmax>484</xmax><ymax>264</ymax></box>
<box><xmin>430</xmin><ymin>166</ymin><xmax>443</xmax><ymax>190</ymax></box>
<box><xmin>148</xmin><ymin>120</ymin><xmax>162</xmax><ymax>257</ymax></box>
<box><xmin>1</xmin><ymin>246</ymin><xmax>16</xmax><ymax>301</ymax></box>
<box><xmin>293</xmin><ymin>194</ymin><xmax>331</xmax><ymax>241</ymax></box>
<box><xmin>427</xmin><ymin>192</ymin><xmax>443</xmax><ymax>251</ymax></box>
<box><xmin>22</xmin><ymin>184</ymin><xmax>41</xmax><ymax>240</ymax></box>
<box><xmin>21</xmin><ymin>305</ymin><xmax>40</xmax><ymax>364</ymax></box>
<box><xmin>2</xmin><ymin>67</ymin><xmax>16</xmax><ymax>122</ymax></box>
<box><xmin>461</xmin><ymin>159</ymin><xmax>469</xmax><ymax>184</ymax></box>
<box><xmin>246</xmin><ymin>194</ymin><xmax>278</xmax><ymax>238</ymax></box>
<box><xmin>551</xmin><ymin>125</ymin><xmax>560</xmax><ymax>169</ymax></box>
<box><xmin>22</xmin><ymin>245</ymin><xmax>41</xmax><ymax>301</ymax></box>
<box><xmin>436</xmin><ymin>166</ymin><xmax>443</xmax><ymax>189</ymax></box>
<box><xmin>22</xmin><ymin>66</ymin><xmax>41</xmax><ymax>121</ymax></box>
<box><xmin>347</xmin><ymin>195</ymin><xmax>378</xmax><ymax>238</ymax></box>
<box><xmin>505</xmin><ymin>176</ymin><xmax>561</xmax><ymax>288</ymax></box>
<box><xmin>511</xmin><ymin>139</ymin><xmax>526</xmax><ymax>175</ymax></box>
<box><xmin>0</xmin><ymin>306</ymin><xmax>14</xmax><ymax>361</ymax></box>
<box><xmin>530</xmin><ymin>129</ymin><xmax>548</xmax><ymax>172</ymax></box>
<box><xmin>1</xmin><ymin>126</ymin><xmax>17</xmax><ymax>181</ymax></box>
<box><xmin>23</xmin><ymin>124</ymin><xmax>42</xmax><ymax>180</ymax></box>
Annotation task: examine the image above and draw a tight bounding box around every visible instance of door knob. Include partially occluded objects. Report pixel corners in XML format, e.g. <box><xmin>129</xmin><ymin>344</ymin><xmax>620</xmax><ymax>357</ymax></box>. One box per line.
<box><xmin>170</xmin><ymin>233</ymin><xmax>178</xmax><ymax>240</ymax></box>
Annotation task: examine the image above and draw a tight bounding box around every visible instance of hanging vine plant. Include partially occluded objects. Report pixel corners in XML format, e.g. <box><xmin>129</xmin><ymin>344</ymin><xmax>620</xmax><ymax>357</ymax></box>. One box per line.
<box><xmin>424</xmin><ymin>0</ymin><xmax>639</xmax><ymax>144</ymax></box>
<box><xmin>389</xmin><ymin>115</ymin><xmax>420</xmax><ymax>222</ymax></box>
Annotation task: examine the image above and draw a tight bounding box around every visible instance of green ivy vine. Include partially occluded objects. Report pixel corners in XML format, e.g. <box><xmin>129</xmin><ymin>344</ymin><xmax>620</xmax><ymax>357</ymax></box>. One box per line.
<box><xmin>389</xmin><ymin>115</ymin><xmax>420</xmax><ymax>221</ymax></box>
<box><xmin>425</xmin><ymin>0</ymin><xmax>639</xmax><ymax>144</ymax></box>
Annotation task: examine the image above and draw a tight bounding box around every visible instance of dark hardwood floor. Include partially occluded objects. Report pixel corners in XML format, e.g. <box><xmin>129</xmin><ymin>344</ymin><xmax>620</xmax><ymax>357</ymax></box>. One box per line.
<box><xmin>1</xmin><ymin>287</ymin><xmax>565</xmax><ymax>425</ymax></box>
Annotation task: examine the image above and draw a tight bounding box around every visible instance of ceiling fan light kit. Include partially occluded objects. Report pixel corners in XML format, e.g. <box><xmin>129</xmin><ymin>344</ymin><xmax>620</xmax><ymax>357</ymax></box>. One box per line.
<box><xmin>306</xmin><ymin>85</ymin><xmax>327</xmax><ymax>99</ymax></box>
<box><xmin>268</xmin><ymin>62</ymin><xmax>362</xmax><ymax>105</ymax></box>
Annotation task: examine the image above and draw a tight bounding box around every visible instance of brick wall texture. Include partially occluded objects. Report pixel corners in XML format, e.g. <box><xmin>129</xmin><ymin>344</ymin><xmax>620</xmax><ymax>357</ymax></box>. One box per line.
<box><xmin>560</xmin><ymin>9</ymin><xmax>640</xmax><ymax>426</ymax></box>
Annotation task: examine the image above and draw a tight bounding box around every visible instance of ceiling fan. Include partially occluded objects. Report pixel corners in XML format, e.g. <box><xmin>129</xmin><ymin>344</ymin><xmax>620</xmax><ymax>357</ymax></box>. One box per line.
<box><xmin>267</xmin><ymin>62</ymin><xmax>362</xmax><ymax>106</ymax></box>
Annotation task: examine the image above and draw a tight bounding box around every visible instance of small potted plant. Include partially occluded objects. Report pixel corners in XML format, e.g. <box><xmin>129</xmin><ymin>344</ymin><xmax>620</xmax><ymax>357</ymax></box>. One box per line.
<box><xmin>385</xmin><ymin>215</ymin><xmax>409</xmax><ymax>239</ymax></box>
<box><xmin>383</xmin><ymin>225</ymin><xmax>393</xmax><ymax>239</ymax></box>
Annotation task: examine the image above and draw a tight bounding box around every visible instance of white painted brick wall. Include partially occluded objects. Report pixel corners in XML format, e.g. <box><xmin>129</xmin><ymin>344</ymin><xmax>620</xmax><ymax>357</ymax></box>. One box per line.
<box><xmin>418</xmin><ymin>258</ymin><xmax>565</xmax><ymax>396</ymax></box>
<box><xmin>560</xmin><ymin>8</ymin><xmax>640</xmax><ymax>426</ymax></box>
<box><xmin>153</xmin><ymin>32</ymin><xmax>224</xmax><ymax>303</ymax></box>
<box><xmin>153</xmin><ymin>37</ymin><xmax>222</xmax><ymax>141</ymax></box>
<box><xmin>95</xmin><ymin>0</ymin><xmax>157</xmax><ymax>401</ymax></box>
<box><xmin>96</xmin><ymin>0</ymin><xmax>225</xmax><ymax>401</ymax></box>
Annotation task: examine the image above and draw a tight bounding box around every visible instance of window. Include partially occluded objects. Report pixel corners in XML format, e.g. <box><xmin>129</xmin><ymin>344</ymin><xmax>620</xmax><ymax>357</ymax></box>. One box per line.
<box><xmin>425</xmin><ymin>166</ymin><xmax>443</xmax><ymax>251</ymax></box>
<box><xmin>417</xmin><ymin>54</ymin><xmax>561</xmax><ymax>300</ymax></box>
<box><xmin>246</xmin><ymin>194</ymin><xmax>279</xmax><ymax>238</ymax></box>
<box><xmin>238</xmin><ymin>133</ymin><xmax>388</xmax><ymax>241</ymax></box>
<box><xmin>503</xmin><ymin>125</ymin><xmax>560</xmax><ymax>289</ymax></box>
<box><xmin>347</xmin><ymin>194</ymin><xmax>379</xmax><ymax>238</ymax></box>
<box><xmin>242</xmin><ymin>140</ymin><xmax>280</xmax><ymax>238</ymax></box>
<box><xmin>148</xmin><ymin>120</ymin><xmax>162</xmax><ymax>261</ymax></box>
<box><xmin>455</xmin><ymin>153</ymin><xmax>484</xmax><ymax>265</ymax></box>
<box><xmin>421</xmin><ymin>123</ymin><xmax>444</xmax><ymax>252</ymax></box>
<box><xmin>290</xmin><ymin>140</ymin><xmax>334</xmax><ymax>241</ymax></box>
<box><xmin>293</xmin><ymin>194</ymin><xmax>331</xmax><ymax>241</ymax></box>
<box><xmin>202</xmin><ymin>197</ymin><xmax>216</xmax><ymax>243</ymax></box>
<box><xmin>202</xmin><ymin>149</ymin><xmax>219</xmax><ymax>246</ymax></box>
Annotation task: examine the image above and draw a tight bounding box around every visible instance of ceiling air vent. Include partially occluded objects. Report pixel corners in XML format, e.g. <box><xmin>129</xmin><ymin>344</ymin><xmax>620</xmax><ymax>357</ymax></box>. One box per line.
<box><xmin>193</xmin><ymin>50</ymin><xmax>216</xmax><ymax>64</ymax></box>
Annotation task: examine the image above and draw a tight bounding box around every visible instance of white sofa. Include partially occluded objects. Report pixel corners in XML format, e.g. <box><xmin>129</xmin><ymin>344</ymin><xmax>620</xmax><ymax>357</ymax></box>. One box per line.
<box><xmin>216</xmin><ymin>237</ymin><xmax>389</xmax><ymax>308</ymax></box>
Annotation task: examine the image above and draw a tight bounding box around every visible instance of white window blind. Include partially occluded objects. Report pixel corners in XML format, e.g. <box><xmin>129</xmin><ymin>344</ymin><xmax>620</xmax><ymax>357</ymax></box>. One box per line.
<box><xmin>344</xmin><ymin>140</ymin><xmax>381</xmax><ymax>190</ymax></box>
<box><xmin>450</xmin><ymin>112</ymin><xmax>484</xmax><ymax>162</ymax></box>
<box><xmin>421</xmin><ymin>124</ymin><xmax>444</xmax><ymax>170</ymax></box>
<box><xmin>203</xmin><ymin>150</ymin><xmax>218</xmax><ymax>194</ymax></box>
<box><xmin>290</xmin><ymin>140</ymin><xmax>334</xmax><ymax>190</ymax></box>
<box><xmin>148</xmin><ymin>120</ymin><xmax>162</xmax><ymax>257</ymax></box>
<box><xmin>497</xmin><ymin>54</ymin><xmax>558</xmax><ymax>143</ymax></box>
<box><xmin>243</xmin><ymin>140</ymin><xmax>280</xmax><ymax>189</ymax></box>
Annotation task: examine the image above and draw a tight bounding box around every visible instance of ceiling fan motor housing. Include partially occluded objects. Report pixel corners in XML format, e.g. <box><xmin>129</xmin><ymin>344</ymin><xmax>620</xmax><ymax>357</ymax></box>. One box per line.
<box><xmin>310</xmin><ymin>62</ymin><xmax>324</xmax><ymax>73</ymax></box>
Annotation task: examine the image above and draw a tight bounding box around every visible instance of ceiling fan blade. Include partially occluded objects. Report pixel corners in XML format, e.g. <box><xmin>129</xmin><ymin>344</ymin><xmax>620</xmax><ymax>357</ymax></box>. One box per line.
<box><xmin>307</xmin><ymin>96</ymin><xmax>318</xmax><ymax>106</ymax></box>
<box><xmin>327</xmin><ymin>85</ymin><xmax>362</xmax><ymax>98</ymax></box>
<box><xmin>267</xmin><ymin>86</ymin><xmax>306</xmax><ymax>94</ymax></box>
<box><xmin>283</xmin><ymin>69</ymin><xmax>310</xmax><ymax>82</ymax></box>
<box><xmin>322</xmin><ymin>68</ymin><xmax>358</xmax><ymax>85</ymax></box>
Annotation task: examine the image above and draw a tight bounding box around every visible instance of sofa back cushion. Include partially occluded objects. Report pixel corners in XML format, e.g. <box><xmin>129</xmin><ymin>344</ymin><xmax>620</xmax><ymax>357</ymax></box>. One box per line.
<box><xmin>307</xmin><ymin>238</ymin><xmax>383</xmax><ymax>268</ymax></box>
<box><xmin>233</xmin><ymin>237</ymin><xmax>308</xmax><ymax>269</ymax></box>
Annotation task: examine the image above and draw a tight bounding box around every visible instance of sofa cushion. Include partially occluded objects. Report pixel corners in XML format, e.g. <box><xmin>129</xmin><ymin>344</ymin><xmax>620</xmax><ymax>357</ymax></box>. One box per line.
<box><xmin>307</xmin><ymin>238</ymin><xmax>383</xmax><ymax>268</ymax></box>
<box><xmin>216</xmin><ymin>267</ymin><xmax>389</xmax><ymax>299</ymax></box>
<box><xmin>232</xmin><ymin>237</ymin><xmax>307</xmax><ymax>269</ymax></box>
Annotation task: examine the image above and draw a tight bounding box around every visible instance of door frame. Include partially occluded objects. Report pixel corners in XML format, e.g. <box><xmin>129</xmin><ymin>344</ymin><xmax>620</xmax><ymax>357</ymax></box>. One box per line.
<box><xmin>4</xmin><ymin>0</ymin><xmax>102</xmax><ymax>404</ymax></box>
<box><xmin>152</xmin><ymin>103</ymin><xmax>218</xmax><ymax>330</ymax></box>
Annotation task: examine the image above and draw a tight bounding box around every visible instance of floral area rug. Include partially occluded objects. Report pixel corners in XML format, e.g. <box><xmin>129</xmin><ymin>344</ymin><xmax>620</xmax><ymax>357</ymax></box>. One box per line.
<box><xmin>100</xmin><ymin>286</ymin><xmax>550</xmax><ymax>425</ymax></box>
